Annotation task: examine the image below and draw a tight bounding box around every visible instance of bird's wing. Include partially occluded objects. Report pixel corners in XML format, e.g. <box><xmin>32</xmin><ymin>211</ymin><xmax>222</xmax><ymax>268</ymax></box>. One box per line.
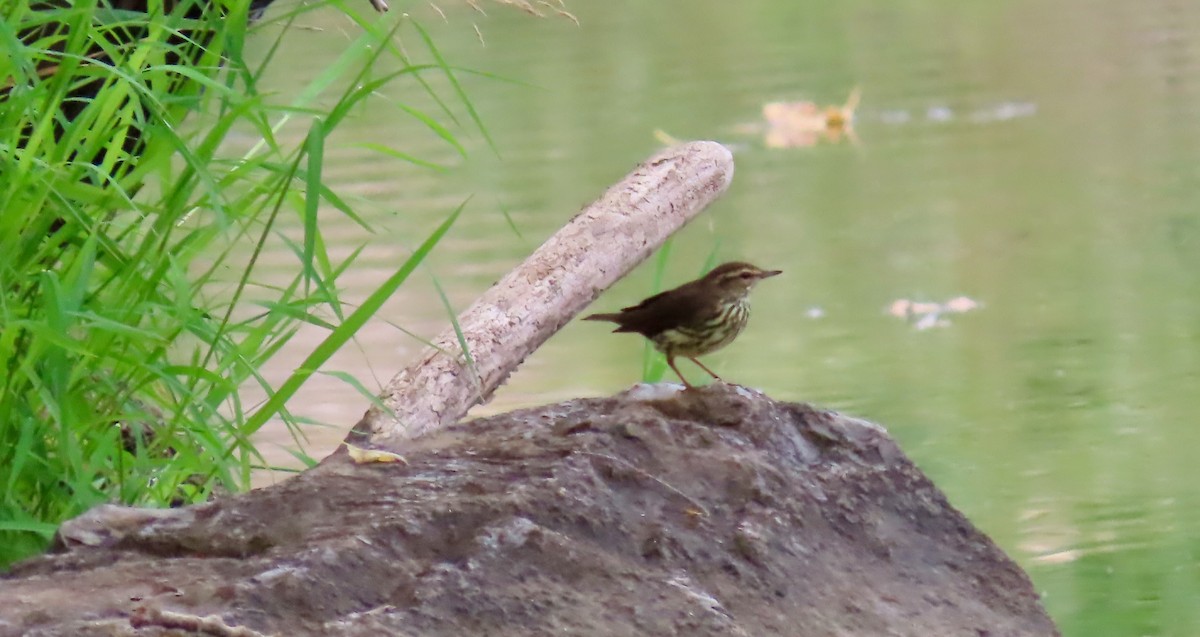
<box><xmin>616</xmin><ymin>280</ymin><xmax>715</xmax><ymax>328</ymax></box>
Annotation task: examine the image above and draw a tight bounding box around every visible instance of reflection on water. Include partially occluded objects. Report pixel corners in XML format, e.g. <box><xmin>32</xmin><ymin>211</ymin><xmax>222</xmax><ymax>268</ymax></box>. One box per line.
<box><xmin>238</xmin><ymin>0</ymin><xmax>1200</xmax><ymax>633</ymax></box>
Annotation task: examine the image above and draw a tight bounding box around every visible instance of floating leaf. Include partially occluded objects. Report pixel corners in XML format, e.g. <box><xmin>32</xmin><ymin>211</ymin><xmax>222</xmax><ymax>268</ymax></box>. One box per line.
<box><xmin>762</xmin><ymin>86</ymin><xmax>861</xmax><ymax>148</ymax></box>
<box><xmin>887</xmin><ymin>295</ymin><xmax>981</xmax><ymax>330</ymax></box>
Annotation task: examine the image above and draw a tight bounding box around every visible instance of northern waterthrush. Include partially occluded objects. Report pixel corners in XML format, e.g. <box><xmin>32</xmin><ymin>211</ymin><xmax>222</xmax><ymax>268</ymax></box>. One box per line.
<box><xmin>584</xmin><ymin>261</ymin><xmax>782</xmax><ymax>388</ymax></box>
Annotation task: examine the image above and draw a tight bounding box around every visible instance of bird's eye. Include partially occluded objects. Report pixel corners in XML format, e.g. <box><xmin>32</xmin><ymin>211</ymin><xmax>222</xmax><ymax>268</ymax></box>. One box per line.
<box><xmin>740</xmin><ymin>272</ymin><xmax>756</xmax><ymax>279</ymax></box>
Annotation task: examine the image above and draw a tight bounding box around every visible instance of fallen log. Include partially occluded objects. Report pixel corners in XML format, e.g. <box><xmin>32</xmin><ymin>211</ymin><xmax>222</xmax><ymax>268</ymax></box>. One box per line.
<box><xmin>349</xmin><ymin>141</ymin><xmax>736</xmax><ymax>447</ymax></box>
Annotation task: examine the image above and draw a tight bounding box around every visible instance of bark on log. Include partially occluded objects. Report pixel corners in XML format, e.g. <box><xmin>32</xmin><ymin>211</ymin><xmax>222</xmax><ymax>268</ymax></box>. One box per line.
<box><xmin>0</xmin><ymin>386</ymin><xmax>1060</xmax><ymax>636</ymax></box>
<box><xmin>350</xmin><ymin>141</ymin><xmax>735</xmax><ymax>448</ymax></box>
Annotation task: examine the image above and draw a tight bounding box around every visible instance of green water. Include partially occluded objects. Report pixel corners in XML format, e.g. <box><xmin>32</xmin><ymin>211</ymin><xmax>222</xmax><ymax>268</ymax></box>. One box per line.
<box><xmin>246</xmin><ymin>0</ymin><xmax>1200</xmax><ymax>633</ymax></box>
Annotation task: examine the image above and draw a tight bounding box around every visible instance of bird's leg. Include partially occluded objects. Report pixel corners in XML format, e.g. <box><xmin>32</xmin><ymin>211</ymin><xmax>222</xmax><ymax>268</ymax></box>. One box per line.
<box><xmin>666</xmin><ymin>356</ymin><xmax>695</xmax><ymax>389</ymax></box>
<box><xmin>689</xmin><ymin>358</ymin><xmax>723</xmax><ymax>382</ymax></box>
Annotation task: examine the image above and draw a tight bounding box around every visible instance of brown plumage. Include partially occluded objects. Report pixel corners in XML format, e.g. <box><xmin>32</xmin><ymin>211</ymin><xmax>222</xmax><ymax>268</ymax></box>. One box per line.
<box><xmin>584</xmin><ymin>261</ymin><xmax>781</xmax><ymax>388</ymax></box>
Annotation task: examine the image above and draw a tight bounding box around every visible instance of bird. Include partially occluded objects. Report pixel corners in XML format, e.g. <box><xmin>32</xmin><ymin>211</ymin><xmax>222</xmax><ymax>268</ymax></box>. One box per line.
<box><xmin>583</xmin><ymin>261</ymin><xmax>782</xmax><ymax>388</ymax></box>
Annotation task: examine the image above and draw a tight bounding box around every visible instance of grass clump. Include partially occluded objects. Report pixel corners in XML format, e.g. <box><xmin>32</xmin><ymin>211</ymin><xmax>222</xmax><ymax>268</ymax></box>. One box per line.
<box><xmin>0</xmin><ymin>0</ymin><xmax>474</xmax><ymax>566</ymax></box>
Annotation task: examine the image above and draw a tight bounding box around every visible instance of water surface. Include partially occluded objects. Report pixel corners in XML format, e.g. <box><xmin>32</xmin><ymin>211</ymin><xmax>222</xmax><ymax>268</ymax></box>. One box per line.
<box><xmin>241</xmin><ymin>1</ymin><xmax>1200</xmax><ymax>633</ymax></box>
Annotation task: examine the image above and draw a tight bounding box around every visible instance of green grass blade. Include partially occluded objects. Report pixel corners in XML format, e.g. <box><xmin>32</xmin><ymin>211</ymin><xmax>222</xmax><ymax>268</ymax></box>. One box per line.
<box><xmin>409</xmin><ymin>19</ymin><xmax>496</xmax><ymax>156</ymax></box>
<box><xmin>238</xmin><ymin>200</ymin><xmax>466</xmax><ymax>438</ymax></box>
<box><xmin>303</xmin><ymin>119</ymin><xmax>324</xmax><ymax>291</ymax></box>
<box><xmin>642</xmin><ymin>240</ymin><xmax>674</xmax><ymax>382</ymax></box>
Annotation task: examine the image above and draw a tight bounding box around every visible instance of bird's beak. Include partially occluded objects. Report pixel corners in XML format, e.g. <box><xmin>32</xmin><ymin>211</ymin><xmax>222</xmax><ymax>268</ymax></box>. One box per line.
<box><xmin>760</xmin><ymin>269</ymin><xmax>783</xmax><ymax>279</ymax></box>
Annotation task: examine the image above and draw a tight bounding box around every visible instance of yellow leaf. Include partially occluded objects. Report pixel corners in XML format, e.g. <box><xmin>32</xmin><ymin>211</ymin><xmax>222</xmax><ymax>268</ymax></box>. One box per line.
<box><xmin>344</xmin><ymin>443</ymin><xmax>408</xmax><ymax>465</ymax></box>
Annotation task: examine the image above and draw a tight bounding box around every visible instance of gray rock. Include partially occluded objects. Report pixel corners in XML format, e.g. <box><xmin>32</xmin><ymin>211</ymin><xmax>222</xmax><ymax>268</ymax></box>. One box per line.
<box><xmin>0</xmin><ymin>384</ymin><xmax>1059</xmax><ymax>636</ymax></box>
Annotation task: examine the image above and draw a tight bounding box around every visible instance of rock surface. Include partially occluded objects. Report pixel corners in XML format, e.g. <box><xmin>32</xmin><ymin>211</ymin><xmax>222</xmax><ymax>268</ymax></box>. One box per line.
<box><xmin>0</xmin><ymin>385</ymin><xmax>1060</xmax><ymax>636</ymax></box>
